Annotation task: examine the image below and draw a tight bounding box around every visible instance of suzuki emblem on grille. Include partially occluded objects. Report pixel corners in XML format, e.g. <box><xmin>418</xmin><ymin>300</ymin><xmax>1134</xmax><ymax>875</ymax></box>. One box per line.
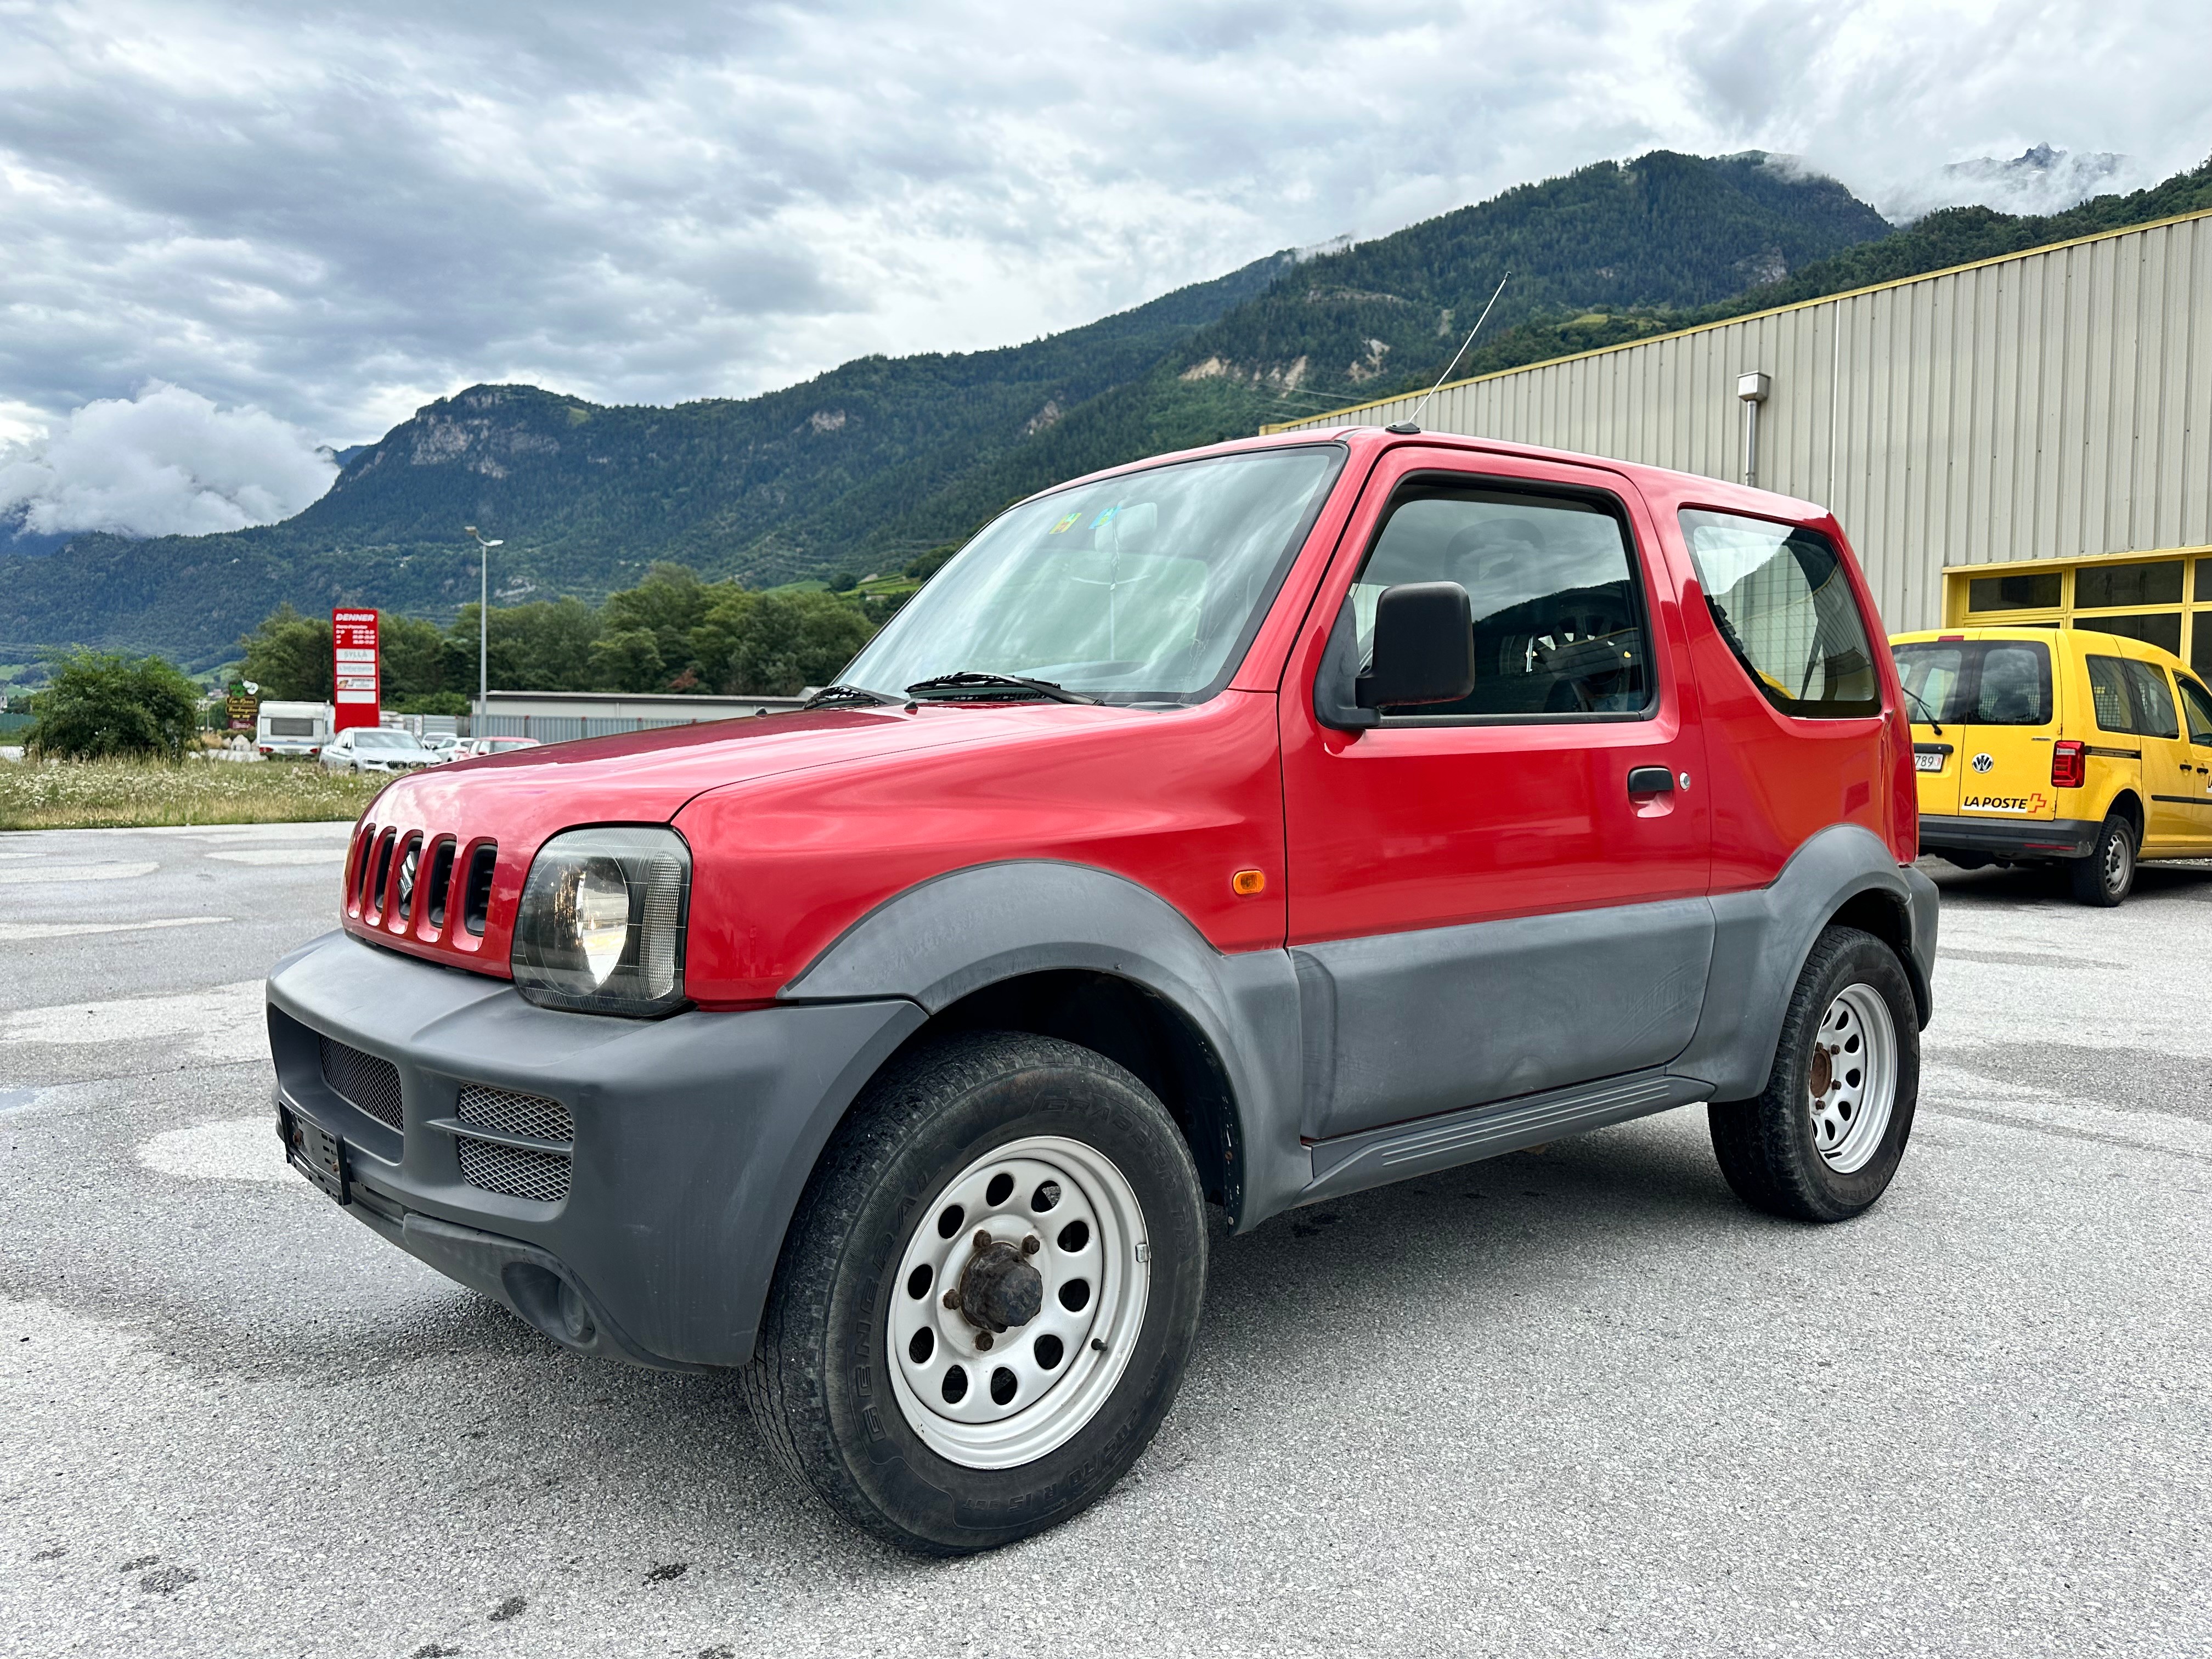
<box><xmin>1971</xmin><ymin>752</ymin><xmax>1994</xmax><ymax>772</ymax></box>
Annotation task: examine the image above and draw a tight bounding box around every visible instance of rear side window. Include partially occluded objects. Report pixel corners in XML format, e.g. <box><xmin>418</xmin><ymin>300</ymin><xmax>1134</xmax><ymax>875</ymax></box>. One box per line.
<box><xmin>2181</xmin><ymin>676</ymin><xmax>2212</xmax><ymax>747</ymax></box>
<box><xmin>1892</xmin><ymin>640</ymin><xmax>2052</xmax><ymax>726</ymax></box>
<box><xmin>2087</xmin><ymin>654</ymin><xmax>2180</xmax><ymax>738</ymax></box>
<box><xmin>1681</xmin><ymin>509</ymin><xmax>1880</xmax><ymax>718</ymax></box>
<box><xmin>1352</xmin><ymin>483</ymin><xmax>1651</xmax><ymax>718</ymax></box>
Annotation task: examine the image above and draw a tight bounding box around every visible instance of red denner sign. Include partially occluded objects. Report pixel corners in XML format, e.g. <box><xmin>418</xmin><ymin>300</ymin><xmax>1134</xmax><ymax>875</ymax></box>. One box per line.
<box><xmin>332</xmin><ymin>608</ymin><xmax>380</xmax><ymax>732</ymax></box>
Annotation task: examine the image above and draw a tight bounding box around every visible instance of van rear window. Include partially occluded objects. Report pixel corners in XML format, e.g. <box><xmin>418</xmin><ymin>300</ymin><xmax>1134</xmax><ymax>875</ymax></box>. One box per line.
<box><xmin>1892</xmin><ymin>640</ymin><xmax>2052</xmax><ymax>726</ymax></box>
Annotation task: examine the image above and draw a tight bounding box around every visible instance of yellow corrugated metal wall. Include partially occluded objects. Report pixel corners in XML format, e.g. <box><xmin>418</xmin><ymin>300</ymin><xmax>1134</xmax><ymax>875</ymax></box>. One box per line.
<box><xmin>1265</xmin><ymin>211</ymin><xmax>2212</xmax><ymax>632</ymax></box>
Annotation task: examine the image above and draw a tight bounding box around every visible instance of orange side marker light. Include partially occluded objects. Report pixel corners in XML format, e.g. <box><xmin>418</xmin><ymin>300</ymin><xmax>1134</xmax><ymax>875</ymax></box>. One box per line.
<box><xmin>1231</xmin><ymin>869</ymin><xmax>1267</xmax><ymax>896</ymax></box>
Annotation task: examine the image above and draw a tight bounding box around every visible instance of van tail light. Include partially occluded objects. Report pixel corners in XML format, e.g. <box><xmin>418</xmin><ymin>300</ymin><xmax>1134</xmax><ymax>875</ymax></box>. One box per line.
<box><xmin>2052</xmin><ymin>740</ymin><xmax>2086</xmax><ymax>789</ymax></box>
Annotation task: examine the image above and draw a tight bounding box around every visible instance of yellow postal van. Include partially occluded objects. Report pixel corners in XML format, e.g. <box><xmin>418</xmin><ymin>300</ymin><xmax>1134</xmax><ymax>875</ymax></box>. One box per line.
<box><xmin>1892</xmin><ymin>625</ymin><xmax>2212</xmax><ymax>906</ymax></box>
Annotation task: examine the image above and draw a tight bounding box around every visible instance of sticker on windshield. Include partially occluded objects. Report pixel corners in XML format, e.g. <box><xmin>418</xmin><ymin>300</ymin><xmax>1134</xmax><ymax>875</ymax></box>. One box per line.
<box><xmin>1089</xmin><ymin>505</ymin><xmax>1120</xmax><ymax>529</ymax></box>
<box><xmin>1048</xmin><ymin>512</ymin><xmax>1080</xmax><ymax>535</ymax></box>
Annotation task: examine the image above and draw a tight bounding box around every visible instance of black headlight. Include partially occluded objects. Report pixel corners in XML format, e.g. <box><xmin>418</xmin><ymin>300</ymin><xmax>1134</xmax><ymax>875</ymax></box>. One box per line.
<box><xmin>510</xmin><ymin>826</ymin><xmax>690</xmax><ymax>1017</ymax></box>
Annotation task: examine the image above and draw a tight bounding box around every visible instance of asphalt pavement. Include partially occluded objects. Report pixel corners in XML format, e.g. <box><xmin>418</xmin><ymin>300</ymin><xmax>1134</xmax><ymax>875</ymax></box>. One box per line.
<box><xmin>2</xmin><ymin>825</ymin><xmax>2208</xmax><ymax>1657</ymax></box>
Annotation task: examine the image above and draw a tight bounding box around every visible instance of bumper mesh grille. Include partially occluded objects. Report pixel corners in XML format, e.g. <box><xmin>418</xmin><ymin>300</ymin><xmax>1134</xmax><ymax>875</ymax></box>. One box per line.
<box><xmin>454</xmin><ymin>1082</ymin><xmax>573</xmax><ymax>1204</ymax></box>
<box><xmin>319</xmin><ymin>1035</ymin><xmax>403</xmax><ymax>1132</ymax></box>
<box><xmin>456</xmin><ymin>1085</ymin><xmax>573</xmax><ymax>1144</ymax></box>
<box><xmin>456</xmin><ymin>1138</ymin><xmax>572</xmax><ymax>1204</ymax></box>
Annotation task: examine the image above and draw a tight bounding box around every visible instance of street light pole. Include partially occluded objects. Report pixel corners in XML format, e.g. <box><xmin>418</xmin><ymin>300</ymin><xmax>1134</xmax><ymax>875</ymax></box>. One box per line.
<box><xmin>464</xmin><ymin>526</ymin><xmax>504</xmax><ymax>734</ymax></box>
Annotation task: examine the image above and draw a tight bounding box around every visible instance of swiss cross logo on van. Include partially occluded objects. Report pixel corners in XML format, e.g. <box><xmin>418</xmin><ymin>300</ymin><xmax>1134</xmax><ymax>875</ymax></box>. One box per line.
<box><xmin>1971</xmin><ymin>752</ymin><xmax>1995</xmax><ymax>772</ymax></box>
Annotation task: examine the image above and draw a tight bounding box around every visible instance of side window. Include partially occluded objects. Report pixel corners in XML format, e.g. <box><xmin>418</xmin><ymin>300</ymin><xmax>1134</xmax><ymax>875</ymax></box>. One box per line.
<box><xmin>2086</xmin><ymin>654</ymin><xmax>2134</xmax><ymax>732</ymax></box>
<box><xmin>2120</xmin><ymin>659</ymin><xmax>2180</xmax><ymax>739</ymax></box>
<box><xmin>1680</xmin><ymin>509</ymin><xmax>1880</xmax><ymax>718</ymax></box>
<box><xmin>1352</xmin><ymin>484</ymin><xmax>1650</xmax><ymax>718</ymax></box>
<box><xmin>2180</xmin><ymin>676</ymin><xmax>2212</xmax><ymax>747</ymax></box>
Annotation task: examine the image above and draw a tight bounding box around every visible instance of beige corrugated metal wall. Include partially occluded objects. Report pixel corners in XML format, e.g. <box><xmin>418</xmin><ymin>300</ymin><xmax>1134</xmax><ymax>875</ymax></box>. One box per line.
<box><xmin>1264</xmin><ymin>209</ymin><xmax>2212</xmax><ymax>631</ymax></box>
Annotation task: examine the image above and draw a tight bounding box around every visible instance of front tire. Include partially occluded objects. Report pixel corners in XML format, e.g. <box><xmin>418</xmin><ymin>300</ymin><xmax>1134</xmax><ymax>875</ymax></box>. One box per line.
<box><xmin>1708</xmin><ymin>926</ymin><xmax>1919</xmax><ymax>1223</ymax></box>
<box><xmin>2068</xmin><ymin>812</ymin><xmax>2136</xmax><ymax>906</ymax></box>
<box><xmin>741</xmin><ymin>1032</ymin><xmax>1208</xmax><ymax>1555</ymax></box>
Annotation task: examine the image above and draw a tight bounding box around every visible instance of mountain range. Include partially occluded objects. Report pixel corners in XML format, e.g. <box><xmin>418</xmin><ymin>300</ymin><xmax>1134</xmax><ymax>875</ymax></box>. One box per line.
<box><xmin>6</xmin><ymin>148</ymin><xmax>2210</xmax><ymax>670</ymax></box>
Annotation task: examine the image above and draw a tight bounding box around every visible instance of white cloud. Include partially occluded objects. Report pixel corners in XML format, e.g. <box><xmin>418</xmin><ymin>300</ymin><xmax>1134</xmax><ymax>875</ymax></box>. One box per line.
<box><xmin>0</xmin><ymin>383</ymin><xmax>336</xmax><ymax>539</ymax></box>
<box><xmin>0</xmin><ymin>0</ymin><xmax>2204</xmax><ymax>461</ymax></box>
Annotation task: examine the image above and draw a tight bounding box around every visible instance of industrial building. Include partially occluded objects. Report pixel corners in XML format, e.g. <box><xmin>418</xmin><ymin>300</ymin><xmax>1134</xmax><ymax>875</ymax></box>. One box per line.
<box><xmin>1265</xmin><ymin>206</ymin><xmax>2212</xmax><ymax>670</ymax></box>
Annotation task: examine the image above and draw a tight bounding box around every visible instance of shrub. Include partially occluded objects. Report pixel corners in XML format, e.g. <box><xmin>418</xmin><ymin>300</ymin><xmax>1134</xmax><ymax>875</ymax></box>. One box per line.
<box><xmin>25</xmin><ymin>650</ymin><xmax>203</xmax><ymax>761</ymax></box>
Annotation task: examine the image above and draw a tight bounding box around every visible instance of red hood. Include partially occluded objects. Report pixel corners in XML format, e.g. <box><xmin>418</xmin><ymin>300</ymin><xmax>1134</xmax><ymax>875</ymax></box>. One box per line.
<box><xmin>338</xmin><ymin>701</ymin><xmax>1184</xmax><ymax>974</ymax></box>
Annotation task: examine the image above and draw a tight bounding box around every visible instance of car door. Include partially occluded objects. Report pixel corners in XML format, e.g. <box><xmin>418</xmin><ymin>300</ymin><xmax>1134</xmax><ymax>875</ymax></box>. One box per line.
<box><xmin>1952</xmin><ymin>636</ymin><xmax>2059</xmax><ymax>825</ymax></box>
<box><xmin>2117</xmin><ymin>656</ymin><xmax>2193</xmax><ymax>853</ymax></box>
<box><xmin>2141</xmin><ymin>659</ymin><xmax>2212</xmax><ymax>849</ymax></box>
<box><xmin>1893</xmin><ymin>639</ymin><xmax>1966</xmax><ymax>816</ymax></box>
<box><xmin>2176</xmin><ymin>673</ymin><xmax>2212</xmax><ymax>850</ymax></box>
<box><xmin>1279</xmin><ymin>448</ymin><xmax>1712</xmax><ymax>1143</ymax></box>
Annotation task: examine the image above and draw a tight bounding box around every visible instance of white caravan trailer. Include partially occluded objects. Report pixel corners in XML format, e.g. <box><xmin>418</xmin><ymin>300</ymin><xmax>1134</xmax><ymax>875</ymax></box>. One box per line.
<box><xmin>255</xmin><ymin>701</ymin><xmax>334</xmax><ymax>758</ymax></box>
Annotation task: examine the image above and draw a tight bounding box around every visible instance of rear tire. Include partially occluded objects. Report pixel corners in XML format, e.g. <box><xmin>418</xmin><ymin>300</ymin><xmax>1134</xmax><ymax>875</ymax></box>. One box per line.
<box><xmin>2068</xmin><ymin>812</ymin><xmax>2136</xmax><ymax>906</ymax></box>
<box><xmin>741</xmin><ymin>1032</ymin><xmax>1208</xmax><ymax>1555</ymax></box>
<box><xmin>1708</xmin><ymin>926</ymin><xmax>1919</xmax><ymax>1223</ymax></box>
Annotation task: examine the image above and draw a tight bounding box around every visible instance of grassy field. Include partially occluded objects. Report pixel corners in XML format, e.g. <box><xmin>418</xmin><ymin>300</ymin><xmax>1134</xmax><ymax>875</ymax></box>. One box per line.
<box><xmin>0</xmin><ymin>758</ymin><xmax>383</xmax><ymax>831</ymax></box>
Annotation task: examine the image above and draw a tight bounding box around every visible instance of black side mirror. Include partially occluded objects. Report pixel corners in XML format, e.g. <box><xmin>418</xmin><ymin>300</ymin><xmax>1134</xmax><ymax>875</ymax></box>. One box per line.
<box><xmin>1358</xmin><ymin>582</ymin><xmax>1474</xmax><ymax>710</ymax></box>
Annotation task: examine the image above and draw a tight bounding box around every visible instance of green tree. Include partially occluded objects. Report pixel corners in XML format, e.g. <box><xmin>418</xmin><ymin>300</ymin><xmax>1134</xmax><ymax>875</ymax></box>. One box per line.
<box><xmin>379</xmin><ymin>613</ymin><xmax>449</xmax><ymax>703</ymax></box>
<box><xmin>589</xmin><ymin>628</ymin><xmax>665</xmax><ymax>692</ymax></box>
<box><xmin>691</xmin><ymin>589</ymin><xmax>877</xmax><ymax>695</ymax></box>
<box><xmin>600</xmin><ymin>563</ymin><xmax>710</xmax><ymax>678</ymax></box>
<box><xmin>26</xmin><ymin>650</ymin><xmax>202</xmax><ymax>760</ymax></box>
<box><xmin>236</xmin><ymin>605</ymin><xmax>332</xmax><ymax>701</ymax></box>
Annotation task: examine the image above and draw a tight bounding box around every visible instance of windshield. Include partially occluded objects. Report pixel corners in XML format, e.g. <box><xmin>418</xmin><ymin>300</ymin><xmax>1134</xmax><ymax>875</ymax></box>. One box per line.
<box><xmin>355</xmin><ymin>731</ymin><xmax>422</xmax><ymax>751</ymax></box>
<box><xmin>840</xmin><ymin>446</ymin><xmax>1345</xmax><ymax>704</ymax></box>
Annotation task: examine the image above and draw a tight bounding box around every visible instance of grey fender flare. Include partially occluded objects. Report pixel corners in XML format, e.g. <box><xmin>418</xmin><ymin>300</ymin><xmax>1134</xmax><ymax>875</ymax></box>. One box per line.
<box><xmin>1672</xmin><ymin>824</ymin><xmax>1938</xmax><ymax>1102</ymax></box>
<box><xmin>781</xmin><ymin>860</ymin><xmax>1305</xmax><ymax>1228</ymax></box>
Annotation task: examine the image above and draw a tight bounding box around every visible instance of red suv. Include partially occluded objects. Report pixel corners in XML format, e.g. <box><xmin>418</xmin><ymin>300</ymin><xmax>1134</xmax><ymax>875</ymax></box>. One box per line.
<box><xmin>268</xmin><ymin>426</ymin><xmax>1936</xmax><ymax>1554</ymax></box>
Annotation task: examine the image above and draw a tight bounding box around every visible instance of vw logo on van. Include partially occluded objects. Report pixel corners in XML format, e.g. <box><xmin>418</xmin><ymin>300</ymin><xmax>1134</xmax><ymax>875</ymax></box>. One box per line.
<box><xmin>1971</xmin><ymin>752</ymin><xmax>1995</xmax><ymax>772</ymax></box>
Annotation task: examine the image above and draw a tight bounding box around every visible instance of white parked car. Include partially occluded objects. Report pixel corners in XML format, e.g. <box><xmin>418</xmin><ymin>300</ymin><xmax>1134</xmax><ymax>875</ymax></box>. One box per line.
<box><xmin>417</xmin><ymin>732</ymin><xmax>465</xmax><ymax>762</ymax></box>
<box><xmin>319</xmin><ymin>727</ymin><xmax>438</xmax><ymax>774</ymax></box>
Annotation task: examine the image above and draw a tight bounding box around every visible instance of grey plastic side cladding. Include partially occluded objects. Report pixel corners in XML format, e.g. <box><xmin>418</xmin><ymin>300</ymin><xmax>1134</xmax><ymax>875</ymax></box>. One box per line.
<box><xmin>1674</xmin><ymin>823</ymin><xmax>1939</xmax><ymax>1102</ymax></box>
<box><xmin>781</xmin><ymin>860</ymin><xmax>1307</xmax><ymax>1228</ymax></box>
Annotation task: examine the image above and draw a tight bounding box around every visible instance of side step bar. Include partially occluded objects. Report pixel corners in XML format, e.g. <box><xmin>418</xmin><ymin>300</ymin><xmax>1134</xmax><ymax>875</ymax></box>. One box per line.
<box><xmin>1300</xmin><ymin>1069</ymin><xmax>1709</xmax><ymax>1204</ymax></box>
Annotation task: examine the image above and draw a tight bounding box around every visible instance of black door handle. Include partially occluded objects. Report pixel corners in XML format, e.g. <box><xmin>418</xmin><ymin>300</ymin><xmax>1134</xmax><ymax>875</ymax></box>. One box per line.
<box><xmin>1626</xmin><ymin>765</ymin><xmax>1675</xmax><ymax>795</ymax></box>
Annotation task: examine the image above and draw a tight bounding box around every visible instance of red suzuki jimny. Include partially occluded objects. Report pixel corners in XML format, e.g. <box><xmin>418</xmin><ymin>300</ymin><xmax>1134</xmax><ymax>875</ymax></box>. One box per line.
<box><xmin>269</xmin><ymin>425</ymin><xmax>1937</xmax><ymax>1554</ymax></box>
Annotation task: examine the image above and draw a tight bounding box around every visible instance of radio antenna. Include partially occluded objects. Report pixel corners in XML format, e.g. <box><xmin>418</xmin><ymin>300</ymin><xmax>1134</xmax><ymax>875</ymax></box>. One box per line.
<box><xmin>1389</xmin><ymin>272</ymin><xmax>1510</xmax><ymax>433</ymax></box>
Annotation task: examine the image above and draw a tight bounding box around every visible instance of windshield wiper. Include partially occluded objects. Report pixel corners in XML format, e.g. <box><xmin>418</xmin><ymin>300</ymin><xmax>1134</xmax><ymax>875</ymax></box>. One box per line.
<box><xmin>1904</xmin><ymin>686</ymin><xmax>1944</xmax><ymax>735</ymax></box>
<box><xmin>803</xmin><ymin>682</ymin><xmax>901</xmax><ymax>709</ymax></box>
<box><xmin>904</xmin><ymin>672</ymin><xmax>1098</xmax><ymax>705</ymax></box>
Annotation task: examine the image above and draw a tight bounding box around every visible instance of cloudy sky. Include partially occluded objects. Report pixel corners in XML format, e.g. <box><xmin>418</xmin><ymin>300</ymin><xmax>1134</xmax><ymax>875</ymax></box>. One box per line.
<box><xmin>2</xmin><ymin>0</ymin><xmax>2208</xmax><ymax>537</ymax></box>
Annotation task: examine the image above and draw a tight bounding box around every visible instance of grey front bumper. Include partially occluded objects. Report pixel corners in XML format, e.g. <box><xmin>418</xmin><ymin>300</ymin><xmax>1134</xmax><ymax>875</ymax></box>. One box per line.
<box><xmin>267</xmin><ymin>930</ymin><xmax>924</xmax><ymax>1369</ymax></box>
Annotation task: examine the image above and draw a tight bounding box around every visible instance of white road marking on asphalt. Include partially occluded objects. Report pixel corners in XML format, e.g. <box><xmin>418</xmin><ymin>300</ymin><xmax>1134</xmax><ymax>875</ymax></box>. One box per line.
<box><xmin>170</xmin><ymin>822</ymin><xmax>353</xmax><ymax>841</ymax></box>
<box><xmin>137</xmin><ymin>1118</ymin><xmax>295</xmax><ymax>1185</ymax></box>
<box><xmin>0</xmin><ymin>861</ymin><xmax>159</xmax><ymax>885</ymax></box>
<box><xmin>0</xmin><ymin>981</ymin><xmax>263</xmax><ymax>1062</ymax></box>
<box><xmin>206</xmin><ymin>848</ymin><xmax>348</xmax><ymax>866</ymax></box>
<box><xmin>0</xmin><ymin>916</ymin><xmax>229</xmax><ymax>942</ymax></box>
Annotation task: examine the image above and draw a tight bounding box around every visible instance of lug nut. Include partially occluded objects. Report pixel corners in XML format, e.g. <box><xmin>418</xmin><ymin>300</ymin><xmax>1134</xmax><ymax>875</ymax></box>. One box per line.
<box><xmin>974</xmin><ymin>1229</ymin><xmax>992</xmax><ymax>1250</ymax></box>
<box><xmin>943</xmin><ymin>1289</ymin><xmax>961</xmax><ymax>1310</ymax></box>
<box><xmin>1021</xmin><ymin>1235</ymin><xmax>1041</xmax><ymax>1256</ymax></box>
<box><xmin>975</xmin><ymin>1331</ymin><xmax>994</xmax><ymax>1350</ymax></box>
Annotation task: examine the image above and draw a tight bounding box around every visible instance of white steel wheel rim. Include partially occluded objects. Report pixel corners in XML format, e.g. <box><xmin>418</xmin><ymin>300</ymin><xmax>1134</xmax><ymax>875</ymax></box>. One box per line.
<box><xmin>1809</xmin><ymin>983</ymin><xmax>1897</xmax><ymax>1174</ymax></box>
<box><xmin>887</xmin><ymin>1135</ymin><xmax>1150</xmax><ymax>1470</ymax></box>
<box><xmin>2103</xmin><ymin>825</ymin><xmax>2133</xmax><ymax>893</ymax></box>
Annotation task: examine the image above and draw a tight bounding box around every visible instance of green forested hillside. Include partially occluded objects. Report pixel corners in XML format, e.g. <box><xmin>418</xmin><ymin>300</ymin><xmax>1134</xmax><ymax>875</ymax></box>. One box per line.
<box><xmin>9</xmin><ymin>148</ymin><xmax>2209</xmax><ymax>670</ymax></box>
